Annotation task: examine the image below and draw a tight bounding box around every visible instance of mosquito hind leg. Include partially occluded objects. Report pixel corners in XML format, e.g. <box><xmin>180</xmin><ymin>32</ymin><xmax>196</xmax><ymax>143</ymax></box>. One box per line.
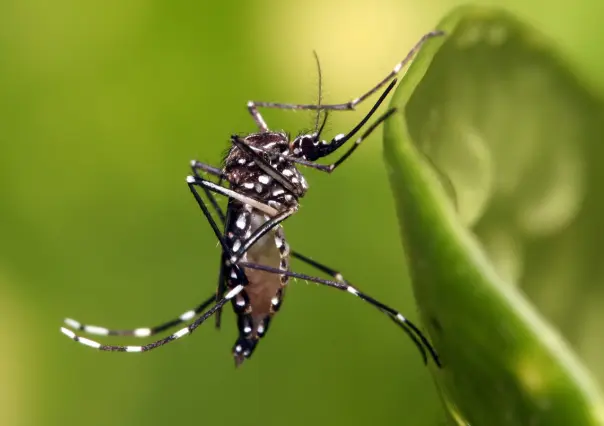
<box><xmin>61</xmin><ymin>285</ymin><xmax>245</xmax><ymax>352</ymax></box>
<box><xmin>63</xmin><ymin>292</ymin><xmax>218</xmax><ymax>339</ymax></box>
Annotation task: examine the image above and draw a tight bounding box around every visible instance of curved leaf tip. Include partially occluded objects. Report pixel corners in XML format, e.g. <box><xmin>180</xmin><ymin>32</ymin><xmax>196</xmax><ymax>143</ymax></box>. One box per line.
<box><xmin>384</xmin><ymin>5</ymin><xmax>604</xmax><ymax>426</ymax></box>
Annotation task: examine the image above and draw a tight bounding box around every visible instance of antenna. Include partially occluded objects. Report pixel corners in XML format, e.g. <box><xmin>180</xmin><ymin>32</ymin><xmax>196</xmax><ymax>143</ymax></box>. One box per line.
<box><xmin>312</xmin><ymin>50</ymin><xmax>323</xmax><ymax>136</ymax></box>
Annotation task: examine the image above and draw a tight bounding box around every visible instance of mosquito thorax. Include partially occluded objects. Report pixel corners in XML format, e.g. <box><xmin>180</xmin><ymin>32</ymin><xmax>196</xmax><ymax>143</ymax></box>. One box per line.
<box><xmin>224</xmin><ymin>131</ymin><xmax>310</xmax><ymax>206</ymax></box>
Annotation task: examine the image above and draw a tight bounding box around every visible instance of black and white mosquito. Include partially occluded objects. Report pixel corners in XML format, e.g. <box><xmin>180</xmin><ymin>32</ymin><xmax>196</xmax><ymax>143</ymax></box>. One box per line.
<box><xmin>61</xmin><ymin>31</ymin><xmax>444</xmax><ymax>368</ymax></box>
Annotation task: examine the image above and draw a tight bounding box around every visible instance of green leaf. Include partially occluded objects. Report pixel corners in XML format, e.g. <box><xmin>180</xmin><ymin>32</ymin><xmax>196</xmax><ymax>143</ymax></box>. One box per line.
<box><xmin>384</xmin><ymin>5</ymin><xmax>604</xmax><ymax>426</ymax></box>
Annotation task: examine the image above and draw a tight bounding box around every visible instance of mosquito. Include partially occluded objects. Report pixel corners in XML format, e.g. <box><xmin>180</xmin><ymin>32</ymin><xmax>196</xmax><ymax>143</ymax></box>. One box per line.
<box><xmin>61</xmin><ymin>30</ymin><xmax>445</xmax><ymax>368</ymax></box>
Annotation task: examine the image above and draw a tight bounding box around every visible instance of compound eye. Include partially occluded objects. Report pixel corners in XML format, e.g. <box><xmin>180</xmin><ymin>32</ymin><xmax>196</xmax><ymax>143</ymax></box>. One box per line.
<box><xmin>299</xmin><ymin>135</ymin><xmax>318</xmax><ymax>160</ymax></box>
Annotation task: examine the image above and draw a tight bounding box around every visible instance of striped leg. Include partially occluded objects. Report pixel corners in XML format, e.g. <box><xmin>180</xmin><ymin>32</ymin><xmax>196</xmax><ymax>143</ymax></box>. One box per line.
<box><xmin>290</xmin><ymin>252</ymin><xmax>433</xmax><ymax>362</ymax></box>
<box><xmin>190</xmin><ymin>160</ymin><xmax>227</xmax><ymax>223</ymax></box>
<box><xmin>237</xmin><ymin>262</ymin><xmax>441</xmax><ymax>367</ymax></box>
<box><xmin>62</xmin><ymin>175</ymin><xmax>293</xmax><ymax>351</ymax></box>
<box><xmin>246</xmin><ymin>30</ymin><xmax>445</xmax><ymax>131</ymax></box>
<box><xmin>60</xmin><ymin>285</ymin><xmax>245</xmax><ymax>352</ymax></box>
<box><xmin>63</xmin><ymin>293</ymin><xmax>216</xmax><ymax>338</ymax></box>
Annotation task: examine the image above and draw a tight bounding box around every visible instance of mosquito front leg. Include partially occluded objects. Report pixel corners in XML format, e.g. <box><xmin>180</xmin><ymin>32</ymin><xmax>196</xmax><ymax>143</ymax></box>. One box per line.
<box><xmin>246</xmin><ymin>31</ymin><xmax>444</xmax><ymax>114</ymax></box>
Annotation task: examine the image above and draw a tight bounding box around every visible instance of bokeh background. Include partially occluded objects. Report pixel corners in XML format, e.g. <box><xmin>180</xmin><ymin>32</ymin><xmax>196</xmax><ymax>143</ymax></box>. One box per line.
<box><xmin>2</xmin><ymin>1</ymin><xmax>604</xmax><ymax>425</ymax></box>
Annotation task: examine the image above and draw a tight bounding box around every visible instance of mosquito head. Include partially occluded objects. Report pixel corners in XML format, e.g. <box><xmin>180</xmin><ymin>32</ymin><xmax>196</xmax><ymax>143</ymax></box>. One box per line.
<box><xmin>290</xmin><ymin>132</ymin><xmax>337</xmax><ymax>161</ymax></box>
<box><xmin>290</xmin><ymin>107</ymin><xmax>330</xmax><ymax>161</ymax></box>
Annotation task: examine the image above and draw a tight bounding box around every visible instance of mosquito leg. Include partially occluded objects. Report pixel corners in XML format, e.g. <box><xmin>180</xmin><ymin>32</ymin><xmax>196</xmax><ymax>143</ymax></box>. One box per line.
<box><xmin>191</xmin><ymin>160</ymin><xmax>228</xmax><ymax>223</ymax></box>
<box><xmin>290</xmin><ymin>251</ymin><xmax>428</xmax><ymax>357</ymax></box>
<box><xmin>61</xmin><ymin>174</ymin><xmax>242</xmax><ymax>342</ymax></box>
<box><xmin>187</xmin><ymin>178</ymin><xmax>237</xmax><ymax>259</ymax></box>
<box><xmin>63</xmin><ymin>292</ymin><xmax>217</xmax><ymax>338</ymax></box>
<box><xmin>237</xmin><ymin>262</ymin><xmax>441</xmax><ymax>367</ymax></box>
<box><xmin>186</xmin><ymin>176</ymin><xmax>253</xmax><ymax>288</ymax></box>
<box><xmin>247</xmin><ymin>101</ymin><xmax>270</xmax><ymax>132</ymax></box>
<box><xmin>246</xmin><ymin>31</ymin><xmax>444</xmax><ymax>113</ymax></box>
<box><xmin>188</xmin><ymin>175</ymin><xmax>279</xmax><ymax>217</ymax></box>
<box><xmin>189</xmin><ymin>160</ymin><xmax>233</xmax><ymax>328</ymax></box>
<box><xmin>60</xmin><ymin>285</ymin><xmax>245</xmax><ymax>352</ymax></box>
<box><xmin>214</xmin><ymin>201</ymin><xmax>240</xmax><ymax>329</ymax></box>
<box><xmin>214</xmin><ymin>253</ymin><xmax>227</xmax><ymax>329</ymax></box>
<box><xmin>288</xmin><ymin>264</ymin><xmax>430</xmax><ymax>366</ymax></box>
<box><xmin>190</xmin><ymin>160</ymin><xmax>225</xmax><ymax>179</ymax></box>
<box><xmin>61</xmin><ymin>176</ymin><xmax>251</xmax><ymax>341</ymax></box>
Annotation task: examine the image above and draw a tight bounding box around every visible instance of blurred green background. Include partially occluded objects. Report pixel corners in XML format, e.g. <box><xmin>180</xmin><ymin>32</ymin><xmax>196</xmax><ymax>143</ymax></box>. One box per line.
<box><xmin>1</xmin><ymin>1</ymin><xmax>603</xmax><ymax>425</ymax></box>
